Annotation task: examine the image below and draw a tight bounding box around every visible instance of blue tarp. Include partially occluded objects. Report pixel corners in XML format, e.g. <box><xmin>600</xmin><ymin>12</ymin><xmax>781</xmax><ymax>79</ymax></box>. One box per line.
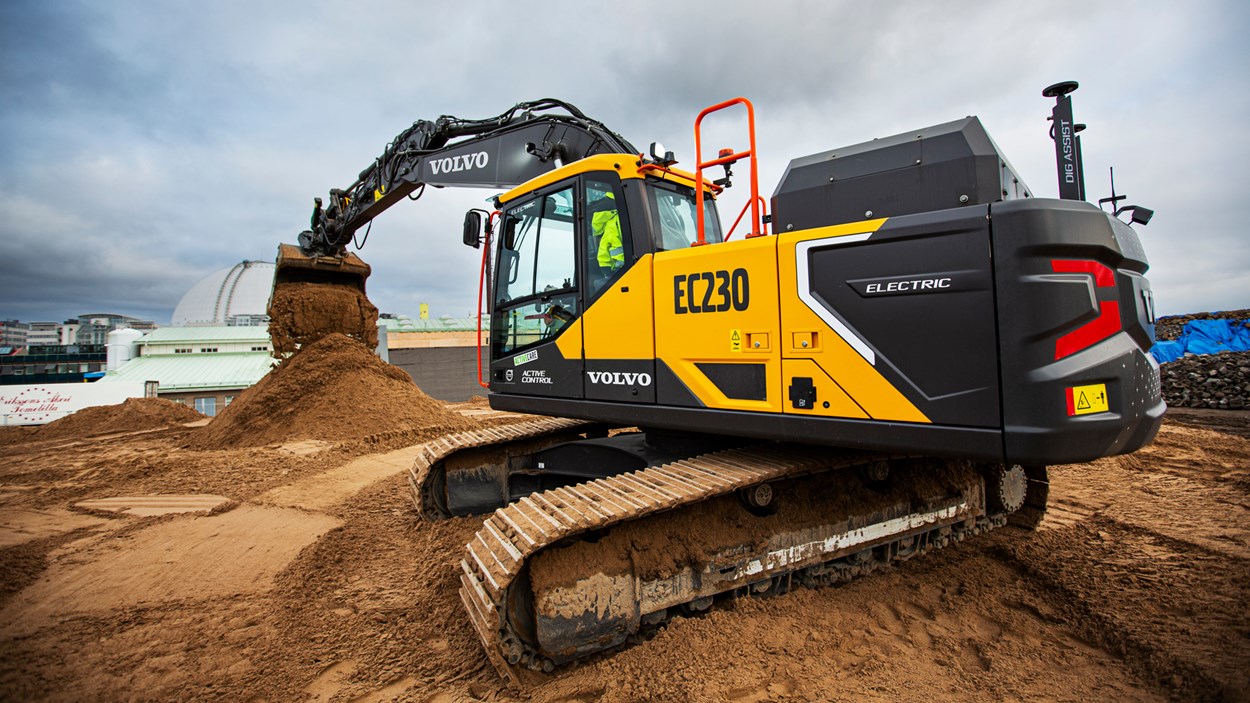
<box><xmin>1151</xmin><ymin>340</ymin><xmax>1186</xmax><ymax>364</ymax></box>
<box><xmin>1151</xmin><ymin>318</ymin><xmax>1250</xmax><ymax>363</ymax></box>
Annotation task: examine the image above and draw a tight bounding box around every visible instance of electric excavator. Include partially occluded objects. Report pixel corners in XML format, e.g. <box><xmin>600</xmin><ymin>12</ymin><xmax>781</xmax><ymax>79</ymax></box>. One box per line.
<box><xmin>272</xmin><ymin>85</ymin><xmax>1164</xmax><ymax>683</ymax></box>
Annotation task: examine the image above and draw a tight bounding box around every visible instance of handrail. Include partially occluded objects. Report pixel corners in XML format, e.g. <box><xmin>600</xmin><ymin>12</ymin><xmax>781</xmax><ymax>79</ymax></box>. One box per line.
<box><xmin>476</xmin><ymin>211</ymin><xmax>500</xmax><ymax>389</ymax></box>
<box><xmin>694</xmin><ymin>97</ymin><xmax>763</xmax><ymax>245</ymax></box>
<box><xmin>725</xmin><ymin>195</ymin><xmax>769</xmax><ymax>241</ymax></box>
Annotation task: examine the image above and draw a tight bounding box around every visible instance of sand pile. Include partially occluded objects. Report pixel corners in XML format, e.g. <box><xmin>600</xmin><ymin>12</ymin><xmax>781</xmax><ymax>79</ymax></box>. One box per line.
<box><xmin>188</xmin><ymin>333</ymin><xmax>470</xmax><ymax>449</ymax></box>
<box><xmin>33</xmin><ymin>397</ymin><xmax>204</xmax><ymax>440</ymax></box>
<box><xmin>268</xmin><ymin>281</ymin><xmax>379</xmax><ymax>358</ymax></box>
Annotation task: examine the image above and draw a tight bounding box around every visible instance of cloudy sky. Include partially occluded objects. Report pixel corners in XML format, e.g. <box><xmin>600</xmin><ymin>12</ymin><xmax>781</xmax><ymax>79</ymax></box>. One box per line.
<box><xmin>2</xmin><ymin>1</ymin><xmax>1247</xmax><ymax>324</ymax></box>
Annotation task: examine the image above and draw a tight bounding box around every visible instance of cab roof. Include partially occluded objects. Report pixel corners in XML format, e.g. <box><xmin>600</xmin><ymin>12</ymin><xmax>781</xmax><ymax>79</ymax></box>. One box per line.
<box><xmin>496</xmin><ymin>154</ymin><xmax>713</xmax><ymax>205</ymax></box>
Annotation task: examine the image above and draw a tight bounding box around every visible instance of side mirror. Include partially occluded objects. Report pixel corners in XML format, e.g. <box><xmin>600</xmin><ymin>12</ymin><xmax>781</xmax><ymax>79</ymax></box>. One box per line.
<box><xmin>462</xmin><ymin>210</ymin><xmax>482</xmax><ymax>248</ymax></box>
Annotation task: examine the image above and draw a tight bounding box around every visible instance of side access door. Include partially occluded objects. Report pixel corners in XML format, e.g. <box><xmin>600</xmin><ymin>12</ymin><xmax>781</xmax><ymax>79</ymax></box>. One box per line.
<box><xmin>488</xmin><ymin>183</ymin><xmax>584</xmax><ymax>399</ymax></box>
<box><xmin>577</xmin><ymin>173</ymin><xmax>657</xmax><ymax>404</ymax></box>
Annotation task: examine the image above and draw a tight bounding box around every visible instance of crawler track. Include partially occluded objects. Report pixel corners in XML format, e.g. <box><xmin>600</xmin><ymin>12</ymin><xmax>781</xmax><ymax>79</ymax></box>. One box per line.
<box><xmin>457</xmin><ymin>446</ymin><xmax>1015</xmax><ymax>683</ymax></box>
<box><xmin>406</xmin><ymin>417</ymin><xmax>603</xmax><ymax>520</ymax></box>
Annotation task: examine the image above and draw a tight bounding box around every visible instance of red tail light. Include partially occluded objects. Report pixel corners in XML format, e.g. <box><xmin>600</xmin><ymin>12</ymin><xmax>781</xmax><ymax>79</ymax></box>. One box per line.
<box><xmin>1052</xmin><ymin>259</ymin><xmax>1121</xmax><ymax>360</ymax></box>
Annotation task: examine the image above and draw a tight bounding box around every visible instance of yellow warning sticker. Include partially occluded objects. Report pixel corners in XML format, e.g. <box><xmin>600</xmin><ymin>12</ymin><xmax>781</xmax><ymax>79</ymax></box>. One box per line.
<box><xmin>730</xmin><ymin>329</ymin><xmax>742</xmax><ymax>353</ymax></box>
<box><xmin>1066</xmin><ymin>383</ymin><xmax>1109</xmax><ymax>416</ymax></box>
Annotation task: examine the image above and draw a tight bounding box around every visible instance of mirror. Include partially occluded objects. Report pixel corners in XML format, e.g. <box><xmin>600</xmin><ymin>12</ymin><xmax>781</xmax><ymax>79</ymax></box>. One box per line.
<box><xmin>462</xmin><ymin>210</ymin><xmax>482</xmax><ymax>248</ymax></box>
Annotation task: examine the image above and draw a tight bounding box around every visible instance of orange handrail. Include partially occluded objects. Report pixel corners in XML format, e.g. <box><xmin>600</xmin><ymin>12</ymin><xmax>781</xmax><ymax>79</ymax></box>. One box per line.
<box><xmin>725</xmin><ymin>195</ymin><xmax>769</xmax><ymax>241</ymax></box>
<box><xmin>695</xmin><ymin>97</ymin><xmax>763</xmax><ymax>245</ymax></box>
<box><xmin>476</xmin><ymin>211</ymin><xmax>500</xmax><ymax>389</ymax></box>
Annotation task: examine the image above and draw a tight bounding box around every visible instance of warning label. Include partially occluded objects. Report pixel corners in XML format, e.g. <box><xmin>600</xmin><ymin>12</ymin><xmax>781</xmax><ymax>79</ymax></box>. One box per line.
<box><xmin>730</xmin><ymin>329</ymin><xmax>742</xmax><ymax>353</ymax></box>
<box><xmin>1066</xmin><ymin>383</ymin><xmax>1109</xmax><ymax>416</ymax></box>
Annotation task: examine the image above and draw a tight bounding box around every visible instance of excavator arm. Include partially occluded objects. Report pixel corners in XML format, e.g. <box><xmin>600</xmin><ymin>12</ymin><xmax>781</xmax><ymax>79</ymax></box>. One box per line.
<box><xmin>270</xmin><ymin>99</ymin><xmax>635</xmax><ymax>356</ymax></box>
<box><xmin>297</xmin><ymin>99</ymin><xmax>636</xmax><ymax>258</ymax></box>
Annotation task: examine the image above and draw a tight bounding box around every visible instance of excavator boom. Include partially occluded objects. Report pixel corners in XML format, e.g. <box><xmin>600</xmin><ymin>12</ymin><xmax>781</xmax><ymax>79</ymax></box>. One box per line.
<box><xmin>271</xmin><ymin>100</ymin><xmax>636</xmax><ymax>355</ymax></box>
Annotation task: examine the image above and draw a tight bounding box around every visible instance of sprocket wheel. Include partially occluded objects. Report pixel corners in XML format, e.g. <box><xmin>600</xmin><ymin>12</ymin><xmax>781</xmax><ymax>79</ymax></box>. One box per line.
<box><xmin>987</xmin><ymin>463</ymin><xmax>1028</xmax><ymax>514</ymax></box>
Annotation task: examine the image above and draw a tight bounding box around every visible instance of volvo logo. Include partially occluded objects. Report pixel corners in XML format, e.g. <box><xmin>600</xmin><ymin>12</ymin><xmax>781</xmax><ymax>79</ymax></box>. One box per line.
<box><xmin>430</xmin><ymin>151</ymin><xmax>489</xmax><ymax>175</ymax></box>
<box><xmin>587</xmin><ymin>371</ymin><xmax>652</xmax><ymax>386</ymax></box>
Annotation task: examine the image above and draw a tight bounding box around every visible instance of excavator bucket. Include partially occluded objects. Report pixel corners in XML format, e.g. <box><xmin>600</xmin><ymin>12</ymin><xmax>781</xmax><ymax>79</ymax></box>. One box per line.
<box><xmin>268</xmin><ymin>243</ymin><xmax>379</xmax><ymax>359</ymax></box>
<box><xmin>273</xmin><ymin>242</ymin><xmax>372</xmax><ymax>290</ymax></box>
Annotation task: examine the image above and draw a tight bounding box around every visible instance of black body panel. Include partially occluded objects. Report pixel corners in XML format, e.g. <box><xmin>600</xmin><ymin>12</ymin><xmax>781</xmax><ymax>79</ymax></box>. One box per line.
<box><xmin>771</xmin><ymin>117</ymin><xmax>1030</xmax><ymax>233</ymax></box>
<box><xmin>655</xmin><ymin>359</ymin><xmax>704</xmax><ymax>407</ymax></box>
<box><xmin>490</xmin><ymin>393</ymin><xmax>1004</xmax><ymax>462</ymax></box>
<box><xmin>800</xmin><ymin>207</ymin><xmax>1001</xmax><ymax>427</ymax></box>
<box><xmin>489</xmin><ymin>338</ymin><xmax>583</xmax><ymax>399</ymax></box>
<box><xmin>990</xmin><ymin>198</ymin><xmax>1164</xmax><ymax>463</ymax></box>
<box><xmin>584</xmin><ymin>358</ymin><xmax>656</xmax><ymax>403</ymax></box>
<box><xmin>696</xmin><ymin>362</ymin><xmax>768</xmax><ymax>401</ymax></box>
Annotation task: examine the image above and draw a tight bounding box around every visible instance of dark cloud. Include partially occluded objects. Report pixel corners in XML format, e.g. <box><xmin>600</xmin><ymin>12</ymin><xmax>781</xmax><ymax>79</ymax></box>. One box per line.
<box><xmin>1</xmin><ymin>0</ymin><xmax>1247</xmax><ymax>324</ymax></box>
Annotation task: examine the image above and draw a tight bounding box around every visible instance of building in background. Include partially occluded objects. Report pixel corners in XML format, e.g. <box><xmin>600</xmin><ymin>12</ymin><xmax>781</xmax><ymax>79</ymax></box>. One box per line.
<box><xmin>100</xmin><ymin>327</ymin><xmax>274</xmax><ymax>415</ymax></box>
<box><xmin>383</xmin><ymin>314</ymin><xmax>489</xmax><ymax>402</ymax></box>
<box><xmin>171</xmin><ymin>260</ymin><xmax>274</xmax><ymax>326</ymax></box>
<box><xmin>0</xmin><ymin>344</ymin><xmax>107</xmax><ymax>385</ymax></box>
<box><xmin>97</xmin><ymin>263</ymin><xmax>279</xmax><ymax>415</ymax></box>
<box><xmin>58</xmin><ymin>320</ymin><xmax>79</xmax><ymax>346</ymax></box>
<box><xmin>25</xmin><ymin>322</ymin><xmax>61</xmax><ymax>347</ymax></box>
<box><xmin>0</xmin><ymin>320</ymin><xmax>30</xmax><ymax>346</ymax></box>
<box><xmin>72</xmin><ymin>314</ymin><xmax>158</xmax><ymax>345</ymax></box>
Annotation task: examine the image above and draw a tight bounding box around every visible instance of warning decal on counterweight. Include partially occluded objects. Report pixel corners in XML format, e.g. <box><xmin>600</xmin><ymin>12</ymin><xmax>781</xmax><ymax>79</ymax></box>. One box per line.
<box><xmin>1066</xmin><ymin>383</ymin><xmax>1109</xmax><ymax>416</ymax></box>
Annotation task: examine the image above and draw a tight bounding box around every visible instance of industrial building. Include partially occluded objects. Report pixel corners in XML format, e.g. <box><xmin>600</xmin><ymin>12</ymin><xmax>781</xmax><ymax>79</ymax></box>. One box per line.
<box><xmin>8</xmin><ymin>258</ymin><xmax>487</xmax><ymax>407</ymax></box>
<box><xmin>101</xmin><ymin>326</ymin><xmax>276</xmax><ymax>415</ymax></box>
<box><xmin>170</xmin><ymin>260</ymin><xmax>275</xmax><ymax>327</ymax></box>
<box><xmin>384</xmin><ymin>314</ymin><xmax>488</xmax><ymax>401</ymax></box>
<box><xmin>97</xmin><ymin>262</ymin><xmax>278</xmax><ymax>415</ymax></box>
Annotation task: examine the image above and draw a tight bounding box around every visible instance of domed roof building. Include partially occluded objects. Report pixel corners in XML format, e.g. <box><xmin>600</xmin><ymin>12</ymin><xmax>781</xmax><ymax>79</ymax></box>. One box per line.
<box><xmin>171</xmin><ymin>261</ymin><xmax>274</xmax><ymax>326</ymax></box>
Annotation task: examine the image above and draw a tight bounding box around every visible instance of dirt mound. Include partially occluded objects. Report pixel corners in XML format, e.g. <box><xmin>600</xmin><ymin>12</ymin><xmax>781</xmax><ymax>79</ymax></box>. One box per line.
<box><xmin>188</xmin><ymin>333</ymin><xmax>469</xmax><ymax>449</ymax></box>
<box><xmin>33</xmin><ymin>397</ymin><xmax>203</xmax><ymax>440</ymax></box>
<box><xmin>268</xmin><ymin>281</ymin><xmax>378</xmax><ymax>358</ymax></box>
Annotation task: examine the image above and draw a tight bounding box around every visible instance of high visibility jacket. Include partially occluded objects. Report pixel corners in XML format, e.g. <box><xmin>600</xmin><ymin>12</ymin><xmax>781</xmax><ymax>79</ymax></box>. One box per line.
<box><xmin>594</xmin><ymin>209</ymin><xmax>624</xmax><ymax>270</ymax></box>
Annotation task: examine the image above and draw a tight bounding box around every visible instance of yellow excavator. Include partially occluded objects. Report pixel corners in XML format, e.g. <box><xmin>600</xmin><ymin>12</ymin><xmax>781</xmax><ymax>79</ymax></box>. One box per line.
<box><xmin>273</xmin><ymin>86</ymin><xmax>1163</xmax><ymax>682</ymax></box>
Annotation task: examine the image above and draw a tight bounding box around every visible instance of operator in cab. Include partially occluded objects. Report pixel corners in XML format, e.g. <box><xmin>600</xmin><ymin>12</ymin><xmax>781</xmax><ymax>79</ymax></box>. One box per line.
<box><xmin>592</xmin><ymin>191</ymin><xmax>624</xmax><ymax>272</ymax></box>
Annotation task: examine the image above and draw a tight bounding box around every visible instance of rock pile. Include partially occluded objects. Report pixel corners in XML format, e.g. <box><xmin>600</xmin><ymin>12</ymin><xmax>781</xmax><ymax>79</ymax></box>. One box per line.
<box><xmin>1160</xmin><ymin>350</ymin><xmax>1250</xmax><ymax>409</ymax></box>
<box><xmin>1156</xmin><ymin>309</ymin><xmax>1250</xmax><ymax>341</ymax></box>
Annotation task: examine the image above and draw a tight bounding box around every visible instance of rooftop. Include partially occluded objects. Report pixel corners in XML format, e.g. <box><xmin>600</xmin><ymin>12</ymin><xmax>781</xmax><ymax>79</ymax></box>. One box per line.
<box><xmin>140</xmin><ymin>326</ymin><xmax>271</xmax><ymax>344</ymax></box>
<box><xmin>100</xmin><ymin>352</ymin><xmax>275</xmax><ymax>392</ymax></box>
<box><xmin>381</xmin><ymin>315</ymin><xmax>483</xmax><ymax>332</ymax></box>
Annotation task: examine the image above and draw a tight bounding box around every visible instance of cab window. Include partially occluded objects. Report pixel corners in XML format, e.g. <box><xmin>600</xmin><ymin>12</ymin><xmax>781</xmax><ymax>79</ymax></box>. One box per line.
<box><xmin>493</xmin><ymin>187</ymin><xmax>578</xmax><ymax>354</ymax></box>
<box><xmin>648</xmin><ymin>181</ymin><xmax>723</xmax><ymax>251</ymax></box>
<box><xmin>584</xmin><ymin>178</ymin><xmax>628</xmax><ymax>297</ymax></box>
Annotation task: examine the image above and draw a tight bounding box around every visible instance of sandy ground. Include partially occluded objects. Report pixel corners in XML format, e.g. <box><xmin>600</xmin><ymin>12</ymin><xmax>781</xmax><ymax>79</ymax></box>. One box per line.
<box><xmin>1</xmin><ymin>407</ymin><xmax>1247</xmax><ymax>703</ymax></box>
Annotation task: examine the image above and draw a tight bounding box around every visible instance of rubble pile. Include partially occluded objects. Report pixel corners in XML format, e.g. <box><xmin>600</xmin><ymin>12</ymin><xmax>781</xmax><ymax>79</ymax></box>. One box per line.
<box><xmin>1156</xmin><ymin>309</ymin><xmax>1250</xmax><ymax>341</ymax></box>
<box><xmin>1160</xmin><ymin>350</ymin><xmax>1250</xmax><ymax>410</ymax></box>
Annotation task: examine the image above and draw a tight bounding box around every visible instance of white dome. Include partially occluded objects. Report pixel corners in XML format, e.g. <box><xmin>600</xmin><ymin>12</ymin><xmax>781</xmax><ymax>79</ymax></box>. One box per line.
<box><xmin>171</xmin><ymin>261</ymin><xmax>275</xmax><ymax>326</ymax></box>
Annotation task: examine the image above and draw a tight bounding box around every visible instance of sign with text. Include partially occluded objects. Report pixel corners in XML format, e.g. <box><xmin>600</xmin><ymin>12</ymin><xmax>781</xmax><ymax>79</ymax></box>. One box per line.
<box><xmin>1</xmin><ymin>382</ymin><xmax>147</xmax><ymax>425</ymax></box>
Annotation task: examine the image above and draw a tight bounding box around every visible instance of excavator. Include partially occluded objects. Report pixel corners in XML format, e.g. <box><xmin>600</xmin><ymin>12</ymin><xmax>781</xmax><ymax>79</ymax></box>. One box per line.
<box><xmin>271</xmin><ymin>86</ymin><xmax>1164</xmax><ymax>682</ymax></box>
